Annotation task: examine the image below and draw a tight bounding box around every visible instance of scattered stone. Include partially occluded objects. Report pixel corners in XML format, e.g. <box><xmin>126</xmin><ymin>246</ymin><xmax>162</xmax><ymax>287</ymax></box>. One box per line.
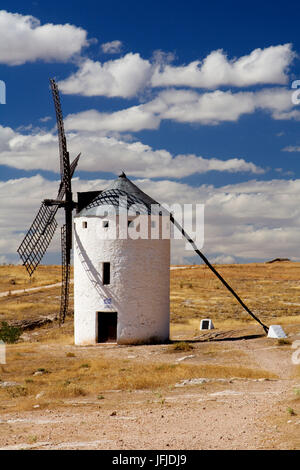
<box><xmin>175</xmin><ymin>377</ymin><xmax>238</xmax><ymax>387</ymax></box>
<box><xmin>110</xmin><ymin>411</ymin><xmax>117</xmax><ymax>416</ymax></box>
<box><xmin>210</xmin><ymin>390</ymin><xmax>243</xmax><ymax>397</ymax></box>
<box><xmin>0</xmin><ymin>381</ymin><xmax>19</xmax><ymax>388</ymax></box>
<box><xmin>175</xmin><ymin>378</ymin><xmax>208</xmax><ymax>387</ymax></box>
<box><xmin>176</xmin><ymin>355</ymin><xmax>195</xmax><ymax>362</ymax></box>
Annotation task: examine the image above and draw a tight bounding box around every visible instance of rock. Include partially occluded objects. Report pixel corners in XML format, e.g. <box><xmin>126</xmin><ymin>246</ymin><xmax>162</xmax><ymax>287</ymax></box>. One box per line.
<box><xmin>176</xmin><ymin>355</ymin><xmax>195</xmax><ymax>362</ymax></box>
<box><xmin>0</xmin><ymin>381</ymin><xmax>19</xmax><ymax>388</ymax></box>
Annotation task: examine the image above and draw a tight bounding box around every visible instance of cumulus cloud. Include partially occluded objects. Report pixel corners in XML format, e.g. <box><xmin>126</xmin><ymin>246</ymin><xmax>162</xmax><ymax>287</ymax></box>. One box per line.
<box><xmin>101</xmin><ymin>40</ymin><xmax>122</xmax><ymax>54</ymax></box>
<box><xmin>0</xmin><ymin>124</ymin><xmax>264</xmax><ymax>177</ymax></box>
<box><xmin>0</xmin><ymin>10</ymin><xmax>88</xmax><ymax>65</ymax></box>
<box><xmin>65</xmin><ymin>108</ymin><xmax>160</xmax><ymax>133</ymax></box>
<box><xmin>148</xmin><ymin>87</ymin><xmax>295</xmax><ymax>125</ymax></box>
<box><xmin>282</xmin><ymin>146</ymin><xmax>300</xmax><ymax>152</ymax></box>
<box><xmin>64</xmin><ymin>87</ymin><xmax>296</xmax><ymax>131</ymax></box>
<box><xmin>58</xmin><ymin>53</ymin><xmax>152</xmax><ymax>98</ymax></box>
<box><xmin>151</xmin><ymin>44</ymin><xmax>295</xmax><ymax>89</ymax></box>
<box><xmin>2</xmin><ymin>176</ymin><xmax>300</xmax><ymax>264</ymax></box>
<box><xmin>57</xmin><ymin>44</ymin><xmax>295</xmax><ymax>99</ymax></box>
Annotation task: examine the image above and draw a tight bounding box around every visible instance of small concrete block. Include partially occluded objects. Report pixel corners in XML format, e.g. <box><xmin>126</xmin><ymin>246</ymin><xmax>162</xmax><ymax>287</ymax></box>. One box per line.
<box><xmin>200</xmin><ymin>319</ymin><xmax>214</xmax><ymax>330</ymax></box>
<box><xmin>267</xmin><ymin>325</ymin><xmax>287</xmax><ymax>339</ymax></box>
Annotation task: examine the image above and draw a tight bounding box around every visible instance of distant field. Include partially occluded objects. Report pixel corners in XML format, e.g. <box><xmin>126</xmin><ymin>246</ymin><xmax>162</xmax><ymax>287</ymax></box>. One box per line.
<box><xmin>0</xmin><ymin>262</ymin><xmax>300</xmax><ymax>327</ymax></box>
<box><xmin>170</xmin><ymin>261</ymin><xmax>300</xmax><ymax>332</ymax></box>
<box><xmin>0</xmin><ymin>265</ymin><xmax>65</xmax><ymax>293</ymax></box>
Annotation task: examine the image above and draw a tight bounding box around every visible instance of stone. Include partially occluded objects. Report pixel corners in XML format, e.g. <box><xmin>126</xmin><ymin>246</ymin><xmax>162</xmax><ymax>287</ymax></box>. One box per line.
<box><xmin>176</xmin><ymin>355</ymin><xmax>195</xmax><ymax>362</ymax></box>
<box><xmin>267</xmin><ymin>325</ymin><xmax>287</xmax><ymax>339</ymax></box>
<box><xmin>0</xmin><ymin>381</ymin><xmax>19</xmax><ymax>388</ymax></box>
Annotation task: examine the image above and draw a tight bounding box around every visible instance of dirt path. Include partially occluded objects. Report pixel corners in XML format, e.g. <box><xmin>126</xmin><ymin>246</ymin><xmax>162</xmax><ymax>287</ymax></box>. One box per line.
<box><xmin>0</xmin><ymin>280</ymin><xmax>74</xmax><ymax>298</ymax></box>
<box><xmin>0</xmin><ymin>332</ymin><xmax>299</xmax><ymax>450</ymax></box>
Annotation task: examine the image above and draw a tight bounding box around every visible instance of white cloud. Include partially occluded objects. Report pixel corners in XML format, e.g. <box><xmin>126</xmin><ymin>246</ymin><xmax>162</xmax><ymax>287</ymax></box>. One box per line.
<box><xmin>147</xmin><ymin>87</ymin><xmax>295</xmax><ymax>125</ymax></box>
<box><xmin>39</xmin><ymin>116</ymin><xmax>52</xmax><ymax>123</ymax></box>
<box><xmin>65</xmin><ymin>108</ymin><xmax>160</xmax><ymax>133</ymax></box>
<box><xmin>57</xmin><ymin>44</ymin><xmax>295</xmax><ymax>99</ymax></box>
<box><xmin>151</xmin><ymin>44</ymin><xmax>295</xmax><ymax>89</ymax></box>
<box><xmin>282</xmin><ymin>145</ymin><xmax>300</xmax><ymax>152</ymax></box>
<box><xmin>0</xmin><ymin>124</ymin><xmax>264</xmax><ymax>178</ymax></box>
<box><xmin>63</xmin><ymin>86</ymin><xmax>297</xmax><ymax>133</ymax></box>
<box><xmin>0</xmin><ymin>10</ymin><xmax>88</xmax><ymax>65</ymax></box>
<box><xmin>2</xmin><ymin>176</ymin><xmax>300</xmax><ymax>265</ymax></box>
<box><xmin>58</xmin><ymin>53</ymin><xmax>152</xmax><ymax>98</ymax></box>
<box><xmin>210</xmin><ymin>255</ymin><xmax>236</xmax><ymax>264</ymax></box>
<box><xmin>101</xmin><ymin>40</ymin><xmax>122</xmax><ymax>54</ymax></box>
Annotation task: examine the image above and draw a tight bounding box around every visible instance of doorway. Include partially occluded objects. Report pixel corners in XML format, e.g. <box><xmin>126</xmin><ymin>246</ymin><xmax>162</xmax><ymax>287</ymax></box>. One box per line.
<box><xmin>97</xmin><ymin>312</ymin><xmax>117</xmax><ymax>343</ymax></box>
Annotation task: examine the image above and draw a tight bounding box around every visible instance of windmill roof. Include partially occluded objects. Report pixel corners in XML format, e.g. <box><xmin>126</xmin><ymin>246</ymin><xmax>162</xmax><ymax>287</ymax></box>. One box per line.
<box><xmin>75</xmin><ymin>173</ymin><xmax>163</xmax><ymax>217</ymax></box>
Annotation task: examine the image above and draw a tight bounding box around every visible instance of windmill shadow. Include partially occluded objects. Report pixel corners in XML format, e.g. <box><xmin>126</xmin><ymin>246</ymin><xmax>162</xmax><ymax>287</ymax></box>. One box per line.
<box><xmin>74</xmin><ymin>227</ymin><xmax>122</xmax><ymax>312</ymax></box>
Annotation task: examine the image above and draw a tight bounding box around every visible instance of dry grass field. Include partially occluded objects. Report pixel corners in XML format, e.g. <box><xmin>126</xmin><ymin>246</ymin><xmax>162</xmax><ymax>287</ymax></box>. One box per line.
<box><xmin>0</xmin><ymin>261</ymin><xmax>299</xmax><ymax>450</ymax></box>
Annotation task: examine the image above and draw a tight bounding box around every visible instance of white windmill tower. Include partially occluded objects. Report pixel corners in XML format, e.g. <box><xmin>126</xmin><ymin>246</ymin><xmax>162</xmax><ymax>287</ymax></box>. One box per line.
<box><xmin>73</xmin><ymin>172</ymin><xmax>171</xmax><ymax>345</ymax></box>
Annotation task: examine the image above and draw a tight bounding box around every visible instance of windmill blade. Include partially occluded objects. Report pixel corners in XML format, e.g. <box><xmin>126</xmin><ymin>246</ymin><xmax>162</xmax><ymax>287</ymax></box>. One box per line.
<box><xmin>17</xmin><ymin>157</ymin><xmax>80</xmax><ymax>278</ymax></box>
<box><xmin>59</xmin><ymin>224</ymin><xmax>71</xmax><ymax>324</ymax></box>
<box><xmin>17</xmin><ymin>202</ymin><xmax>58</xmax><ymax>276</ymax></box>
<box><xmin>50</xmin><ymin>79</ymin><xmax>71</xmax><ymax>192</ymax></box>
<box><xmin>169</xmin><ymin>215</ymin><xmax>269</xmax><ymax>334</ymax></box>
<box><xmin>57</xmin><ymin>153</ymin><xmax>81</xmax><ymax>200</ymax></box>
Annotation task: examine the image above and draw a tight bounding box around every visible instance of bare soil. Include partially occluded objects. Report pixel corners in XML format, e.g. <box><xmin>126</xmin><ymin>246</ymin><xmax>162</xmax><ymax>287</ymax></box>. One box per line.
<box><xmin>0</xmin><ymin>326</ymin><xmax>299</xmax><ymax>450</ymax></box>
<box><xmin>0</xmin><ymin>263</ymin><xmax>299</xmax><ymax>450</ymax></box>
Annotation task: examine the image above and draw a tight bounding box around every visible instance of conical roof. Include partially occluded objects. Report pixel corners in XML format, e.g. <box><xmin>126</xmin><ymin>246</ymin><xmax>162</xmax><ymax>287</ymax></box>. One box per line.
<box><xmin>76</xmin><ymin>173</ymin><xmax>161</xmax><ymax>217</ymax></box>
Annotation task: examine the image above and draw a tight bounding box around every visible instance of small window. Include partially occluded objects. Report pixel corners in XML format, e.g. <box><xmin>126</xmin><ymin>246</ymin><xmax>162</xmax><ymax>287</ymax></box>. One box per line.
<box><xmin>128</xmin><ymin>220</ymin><xmax>134</xmax><ymax>228</ymax></box>
<box><xmin>82</xmin><ymin>221</ymin><xmax>87</xmax><ymax>229</ymax></box>
<box><xmin>103</xmin><ymin>221</ymin><xmax>109</xmax><ymax>228</ymax></box>
<box><xmin>103</xmin><ymin>262</ymin><xmax>110</xmax><ymax>285</ymax></box>
<box><xmin>151</xmin><ymin>221</ymin><xmax>156</xmax><ymax>228</ymax></box>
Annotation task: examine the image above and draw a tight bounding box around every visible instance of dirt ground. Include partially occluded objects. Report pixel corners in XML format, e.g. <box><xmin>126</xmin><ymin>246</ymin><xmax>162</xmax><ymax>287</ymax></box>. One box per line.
<box><xmin>0</xmin><ymin>326</ymin><xmax>299</xmax><ymax>450</ymax></box>
<box><xmin>0</xmin><ymin>263</ymin><xmax>299</xmax><ymax>450</ymax></box>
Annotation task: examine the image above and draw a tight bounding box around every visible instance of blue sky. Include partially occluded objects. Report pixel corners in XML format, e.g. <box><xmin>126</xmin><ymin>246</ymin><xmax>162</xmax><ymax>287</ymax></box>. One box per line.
<box><xmin>1</xmin><ymin>1</ymin><xmax>300</xmax><ymax>265</ymax></box>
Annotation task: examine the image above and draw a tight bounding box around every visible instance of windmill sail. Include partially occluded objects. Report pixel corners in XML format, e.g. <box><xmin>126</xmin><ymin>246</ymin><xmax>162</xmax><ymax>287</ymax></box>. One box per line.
<box><xmin>17</xmin><ymin>203</ymin><xmax>58</xmax><ymax>276</ymax></box>
<box><xmin>17</xmin><ymin>156</ymin><xmax>80</xmax><ymax>277</ymax></box>
<box><xmin>17</xmin><ymin>79</ymin><xmax>81</xmax><ymax>325</ymax></box>
<box><xmin>50</xmin><ymin>79</ymin><xmax>71</xmax><ymax>190</ymax></box>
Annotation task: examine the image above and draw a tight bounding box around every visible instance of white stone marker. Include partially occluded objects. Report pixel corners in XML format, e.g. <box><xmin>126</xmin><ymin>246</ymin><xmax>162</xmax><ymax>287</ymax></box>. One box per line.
<box><xmin>267</xmin><ymin>325</ymin><xmax>287</xmax><ymax>339</ymax></box>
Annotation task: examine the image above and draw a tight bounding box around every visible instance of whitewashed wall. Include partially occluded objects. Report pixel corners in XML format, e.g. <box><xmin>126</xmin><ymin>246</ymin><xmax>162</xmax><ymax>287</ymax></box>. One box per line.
<box><xmin>74</xmin><ymin>214</ymin><xmax>170</xmax><ymax>345</ymax></box>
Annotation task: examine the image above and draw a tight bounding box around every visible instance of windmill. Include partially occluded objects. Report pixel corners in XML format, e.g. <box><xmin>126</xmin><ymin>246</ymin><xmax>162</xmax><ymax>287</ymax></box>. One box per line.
<box><xmin>17</xmin><ymin>79</ymin><xmax>81</xmax><ymax>325</ymax></box>
<box><xmin>17</xmin><ymin>80</ymin><xmax>269</xmax><ymax>342</ymax></box>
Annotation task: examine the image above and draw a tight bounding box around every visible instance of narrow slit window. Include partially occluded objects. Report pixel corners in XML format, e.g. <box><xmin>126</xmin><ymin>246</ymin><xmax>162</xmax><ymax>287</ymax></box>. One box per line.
<box><xmin>103</xmin><ymin>221</ymin><xmax>109</xmax><ymax>228</ymax></box>
<box><xmin>103</xmin><ymin>262</ymin><xmax>110</xmax><ymax>285</ymax></box>
<box><xmin>82</xmin><ymin>221</ymin><xmax>87</xmax><ymax>229</ymax></box>
<box><xmin>128</xmin><ymin>220</ymin><xmax>134</xmax><ymax>228</ymax></box>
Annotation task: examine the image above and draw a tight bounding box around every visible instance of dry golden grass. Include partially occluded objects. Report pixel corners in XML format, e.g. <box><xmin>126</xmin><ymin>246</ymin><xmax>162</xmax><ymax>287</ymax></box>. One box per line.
<box><xmin>0</xmin><ymin>261</ymin><xmax>299</xmax><ymax>414</ymax></box>
<box><xmin>170</xmin><ymin>262</ymin><xmax>300</xmax><ymax>327</ymax></box>
<box><xmin>0</xmin><ymin>340</ymin><xmax>277</xmax><ymax>412</ymax></box>
<box><xmin>0</xmin><ymin>265</ymin><xmax>73</xmax><ymax>293</ymax></box>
